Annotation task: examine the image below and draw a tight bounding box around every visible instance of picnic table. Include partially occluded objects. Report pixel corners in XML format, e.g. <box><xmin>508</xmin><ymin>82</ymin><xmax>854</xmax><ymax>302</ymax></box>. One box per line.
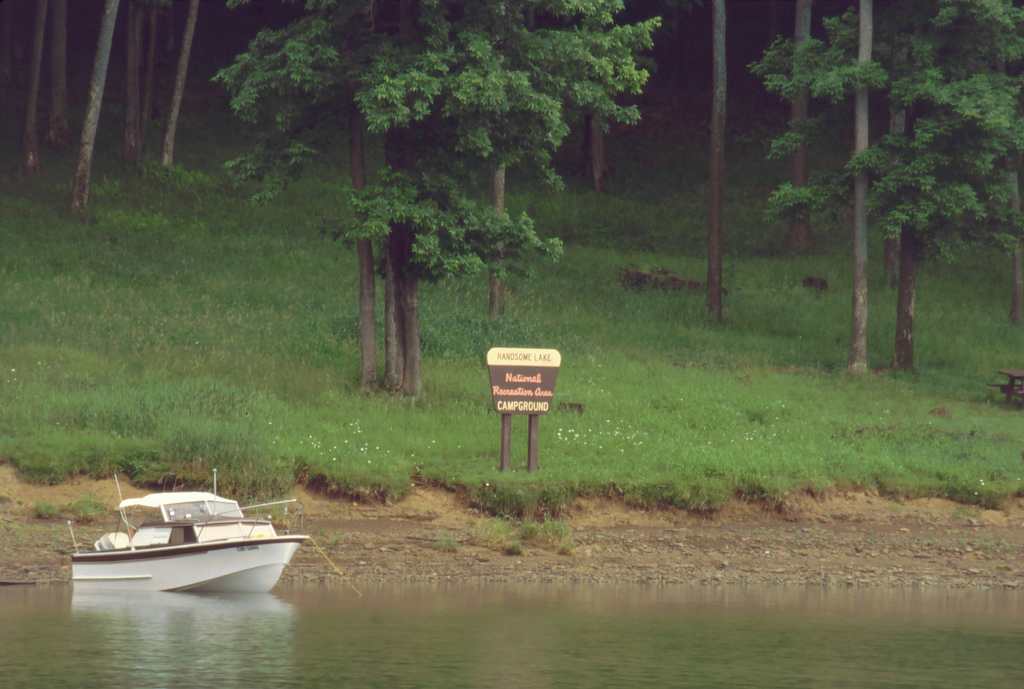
<box><xmin>991</xmin><ymin>369</ymin><xmax>1024</xmax><ymax>406</ymax></box>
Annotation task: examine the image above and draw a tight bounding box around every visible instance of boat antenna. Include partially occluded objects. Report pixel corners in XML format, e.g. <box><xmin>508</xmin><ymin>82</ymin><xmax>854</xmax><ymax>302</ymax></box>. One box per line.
<box><xmin>67</xmin><ymin>520</ymin><xmax>79</xmax><ymax>553</ymax></box>
<box><xmin>213</xmin><ymin>467</ymin><xmax>218</xmax><ymax>495</ymax></box>
<box><xmin>113</xmin><ymin>472</ymin><xmax>135</xmax><ymax>538</ymax></box>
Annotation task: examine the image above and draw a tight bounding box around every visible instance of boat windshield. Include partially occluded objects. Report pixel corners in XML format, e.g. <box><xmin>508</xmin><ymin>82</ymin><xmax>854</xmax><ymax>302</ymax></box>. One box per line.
<box><xmin>208</xmin><ymin>500</ymin><xmax>243</xmax><ymax>518</ymax></box>
<box><xmin>164</xmin><ymin>499</ymin><xmax>243</xmax><ymax>521</ymax></box>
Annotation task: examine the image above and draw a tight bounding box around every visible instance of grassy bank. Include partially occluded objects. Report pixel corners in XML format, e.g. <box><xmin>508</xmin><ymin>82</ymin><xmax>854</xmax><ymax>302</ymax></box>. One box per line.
<box><xmin>2</xmin><ymin>110</ymin><xmax>1023</xmax><ymax>515</ymax></box>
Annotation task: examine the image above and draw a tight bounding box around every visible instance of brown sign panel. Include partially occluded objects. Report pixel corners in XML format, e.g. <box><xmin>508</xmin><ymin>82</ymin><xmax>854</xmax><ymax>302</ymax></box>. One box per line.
<box><xmin>486</xmin><ymin>347</ymin><xmax>561</xmax><ymax>415</ymax></box>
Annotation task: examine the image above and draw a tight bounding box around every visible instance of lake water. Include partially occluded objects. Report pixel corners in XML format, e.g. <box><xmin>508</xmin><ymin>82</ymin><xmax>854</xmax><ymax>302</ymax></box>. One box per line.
<box><xmin>1</xmin><ymin>585</ymin><xmax>1021</xmax><ymax>688</ymax></box>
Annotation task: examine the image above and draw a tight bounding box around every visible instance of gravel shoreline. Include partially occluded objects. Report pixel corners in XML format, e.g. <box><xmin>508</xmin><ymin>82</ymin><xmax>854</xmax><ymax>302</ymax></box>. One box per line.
<box><xmin>2</xmin><ymin>468</ymin><xmax>1022</xmax><ymax>591</ymax></box>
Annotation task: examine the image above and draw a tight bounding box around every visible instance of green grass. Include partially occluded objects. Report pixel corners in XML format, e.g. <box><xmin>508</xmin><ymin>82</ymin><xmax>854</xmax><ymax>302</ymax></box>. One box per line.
<box><xmin>65</xmin><ymin>495</ymin><xmax>106</xmax><ymax>524</ymax></box>
<box><xmin>32</xmin><ymin>501</ymin><xmax>59</xmax><ymax>520</ymax></box>
<box><xmin>470</xmin><ymin>518</ymin><xmax>522</xmax><ymax>554</ymax></box>
<box><xmin>431</xmin><ymin>531</ymin><xmax>460</xmax><ymax>553</ymax></box>
<box><xmin>519</xmin><ymin>519</ymin><xmax>575</xmax><ymax>554</ymax></box>
<box><xmin>1</xmin><ymin>105</ymin><xmax>1023</xmax><ymax>513</ymax></box>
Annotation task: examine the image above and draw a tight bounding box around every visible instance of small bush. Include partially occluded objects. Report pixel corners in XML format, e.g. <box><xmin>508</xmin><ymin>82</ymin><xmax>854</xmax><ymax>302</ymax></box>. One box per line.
<box><xmin>470</xmin><ymin>518</ymin><xmax>528</xmax><ymax>555</ymax></box>
<box><xmin>503</xmin><ymin>542</ymin><xmax>523</xmax><ymax>556</ymax></box>
<box><xmin>519</xmin><ymin>519</ymin><xmax>574</xmax><ymax>554</ymax></box>
<box><xmin>471</xmin><ymin>518</ymin><xmax>516</xmax><ymax>548</ymax></box>
<box><xmin>33</xmin><ymin>501</ymin><xmax>60</xmax><ymax>519</ymax></box>
<box><xmin>66</xmin><ymin>495</ymin><xmax>106</xmax><ymax>523</ymax></box>
<box><xmin>432</xmin><ymin>531</ymin><xmax>460</xmax><ymax>553</ymax></box>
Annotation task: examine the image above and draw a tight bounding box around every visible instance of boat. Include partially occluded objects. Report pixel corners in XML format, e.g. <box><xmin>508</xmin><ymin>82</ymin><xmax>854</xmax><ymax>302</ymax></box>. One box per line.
<box><xmin>71</xmin><ymin>491</ymin><xmax>308</xmax><ymax>593</ymax></box>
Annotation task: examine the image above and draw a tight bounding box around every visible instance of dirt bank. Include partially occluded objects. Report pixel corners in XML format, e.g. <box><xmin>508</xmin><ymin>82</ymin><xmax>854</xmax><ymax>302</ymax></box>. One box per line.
<box><xmin>1</xmin><ymin>465</ymin><xmax>1022</xmax><ymax>589</ymax></box>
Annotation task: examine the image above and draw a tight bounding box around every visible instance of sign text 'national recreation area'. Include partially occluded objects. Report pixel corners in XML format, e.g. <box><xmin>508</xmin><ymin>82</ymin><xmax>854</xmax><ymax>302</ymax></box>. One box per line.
<box><xmin>486</xmin><ymin>347</ymin><xmax>561</xmax><ymax>414</ymax></box>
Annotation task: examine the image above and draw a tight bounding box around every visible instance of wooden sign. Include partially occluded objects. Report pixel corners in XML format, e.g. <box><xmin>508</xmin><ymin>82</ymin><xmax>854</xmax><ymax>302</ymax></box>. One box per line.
<box><xmin>487</xmin><ymin>347</ymin><xmax>561</xmax><ymax>473</ymax></box>
<box><xmin>486</xmin><ymin>347</ymin><xmax>561</xmax><ymax>415</ymax></box>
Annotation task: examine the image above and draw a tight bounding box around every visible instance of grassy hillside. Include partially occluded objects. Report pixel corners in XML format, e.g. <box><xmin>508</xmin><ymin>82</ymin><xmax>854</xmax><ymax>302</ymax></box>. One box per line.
<box><xmin>1</xmin><ymin>108</ymin><xmax>1023</xmax><ymax>515</ymax></box>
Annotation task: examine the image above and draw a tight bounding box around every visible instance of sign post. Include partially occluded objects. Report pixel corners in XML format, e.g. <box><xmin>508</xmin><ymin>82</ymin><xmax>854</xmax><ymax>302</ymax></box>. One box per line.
<box><xmin>486</xmin><ymin>347</ymin><xmax>561</xmax><ymax>472</ymax></box>
<box><xmin>500</xmin><ymin>414</ymin><xmax>512</xmax><ymax>472</ymax></box>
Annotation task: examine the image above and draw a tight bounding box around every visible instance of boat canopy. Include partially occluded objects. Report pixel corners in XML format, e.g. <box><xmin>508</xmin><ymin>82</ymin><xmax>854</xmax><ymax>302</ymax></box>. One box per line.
<box><xmin>117</xmin><ymin>492</ymin><xmax>225</xmax><ymax>511</ymax></box>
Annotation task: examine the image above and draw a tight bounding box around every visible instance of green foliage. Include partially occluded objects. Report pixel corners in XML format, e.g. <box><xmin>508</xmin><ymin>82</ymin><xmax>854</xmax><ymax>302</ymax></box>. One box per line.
<box><xmin>350</xmin><ymin>170</ymin><xmax>562</xmax><ymax>282</ymax></box>
<box><xmin>218</xmin><ymin>0</ymin><xmax>655</xmax><ymax>285</ymax></box>
<box><xmin>431</xmin><ymin>531</ymin><xmax>460</xmax><ymax>552</ymax></box>
<box><xmin>66</xmin><ymin>495</ymin><xmax>106</xmax><ymax>524</ymax></box>
<box><xmin>468</xmin><ymin>517</ymin><xmax>532</xmax><ymax>555</ymax></box>
<box><xmin>752</xmin><ymin>0</ymin><xmax>1024</xmax><ymax>250</ymax></box>
<box><xmin>519</xmin><ymin>519</ymin><xmax>574</xmax><ymax>553</ymax></box>
<box><xmin>32</xmin><ymin>502</ymin><xmax>60</xmax><ymax>520</ymax></box>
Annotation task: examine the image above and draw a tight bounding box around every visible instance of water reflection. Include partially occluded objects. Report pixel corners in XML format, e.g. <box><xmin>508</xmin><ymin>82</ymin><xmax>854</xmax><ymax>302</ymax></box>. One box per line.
<box><xmin>1</xmin><ymin>588</ymin><xmax>296</xmax><ymax>689</ymax></box>
<box><xmin>280</xmin><ymin>585</ymin><xmax>1024</xmax><ymax>689</ymax></box>
<box><xmin>0</xmin><ymin>585</ymin><xmax>1021</xmax><ymax>689</ymax></box>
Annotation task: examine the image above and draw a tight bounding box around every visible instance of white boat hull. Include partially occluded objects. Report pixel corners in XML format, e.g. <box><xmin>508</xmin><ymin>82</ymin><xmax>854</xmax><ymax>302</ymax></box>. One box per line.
<box><xmin>72</xmin><ymin>537</ymin><xmax>306</xmax><ymax>593</ymax></box>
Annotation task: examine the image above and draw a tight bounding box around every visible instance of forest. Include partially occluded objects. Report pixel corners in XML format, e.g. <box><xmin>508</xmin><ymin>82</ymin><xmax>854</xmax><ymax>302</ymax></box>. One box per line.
<box><xmin>1</xmin><ymin>0</ymin><xmax>1023</xmax><ymax>515</ymax></box>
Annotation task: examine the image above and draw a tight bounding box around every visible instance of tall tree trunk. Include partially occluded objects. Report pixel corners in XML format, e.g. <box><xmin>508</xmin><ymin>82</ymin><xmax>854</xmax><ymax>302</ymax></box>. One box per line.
<box><xmin>848</xmin><ymin>0</ymin><xmax>872</xmax><ymax>374</ymax></box>
<box><xmin>400</xmin><ymin>271</ymin><xmax>422</xmax><ymax>397</ymax></box>
<box><xmin>350</xmin><ymin>101</ymin><xmax>377</xmax><ymax>390</ymax></box>
<box><xmin>22</xmin><ymin>0</ymin><xmax>48</xmax><ymax>176</ymax></box>
<box><xmin>787</xmin><ymin>0</ymin><xmax>812</xmax><ymax>252</ymax></box>
<box><xmin>385</xmin><ymin>225</ymin><xmax>416</xmax><ymax>394</ymax></box>
<box><xmin>589</xmin><ymin>115</ymin><xmax>606</xmax><ymax>192</ymax></box>
<box><xmin>707</xmin><ymin>0</ymin><xmax>726</xmax><ymax>321</ymax></box>
<box><xmin>161</xmin><ymin>0</ymin><xmax>199</xmax><ymax>168</ymax></box>
<box><xmin>383</xmin><ymin>254</ymin><xmax>404</xmax><ymax>390</ymax></box>
<box><xmin>122</xmin><ymin>0</ymin><xmax>143</xmax><ymax>163</ymax></box>
<box><xmin>883</xmin><ymin>240</ymin><xmax>900</xmax><ymax>288</ymax></box>
<box><xmin>71</xmin><ymin>0</ymin><xmax>121</xmax><ymax>218</ymax></box>
<box><xmin>488</xmin><ymin>164</ymin><xmax>507</xmax><ymax>320</ymax></box>
<box><xmin>379</xmin><ymin>0</ymin><xmax>423</xmax><ymax>398</ymax></box>
<box><xmin>382</xmin><ymin>122</ymin><xmax>410</xmax><ymax>392</ymax></box>
<box><xmin>357</xmin><ymin>237</ymin><xmax>377</xmax><ymax>389</ymax></box>
<box><xmin>892</xmin><ymin>228</ymin><xmax>918</xmax><ymax>370</ymax></box>
<box><xmin>0</xmin><ymin>0</ymin><xmax>12</xmax><ymax>90</ymax></box>
<box><xmin>1009</xmin><ymin>168</ymin><xmax>1022</xmax><ymax>324</ymax></box>
<box><xmin>47</xmin><ymin>0</ymin><xmax>70</xmax><ymax>148</ymax></box>
<box><xmin>884</xmin><ymin>107</ymin><xmax>906</xmax><ymax>288</ymax></box>
<box><xmin>141</xmin><ymin>4</ymin><xmax>158</xmax><ymax>140</ymax></box>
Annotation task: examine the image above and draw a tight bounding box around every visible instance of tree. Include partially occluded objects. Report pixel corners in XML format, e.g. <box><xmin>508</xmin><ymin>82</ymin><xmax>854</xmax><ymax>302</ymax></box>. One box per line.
<box><xmin>584</xmin><ymin>113</ymin><xmax>608</xmax><ymax>192</ymax></box>
<box><xmin>788</xmin><ymin>0</ymin><xmax>812</xmax><ymax>252</ymax></box>
<box><xmin>707</xmin><ymin>0</ymin><xmax>726</xmax><ymax>321</ymax></box>
<box><xmin>349</xmin><ymin>100</ymin><xmax>376</xmax><ymax>390</ymax></box>
<box><xmin>22</xmin><ymin>0</ymin><xmax>48</xmax><ymax>176</ymax></box>
<box><xmin>47</xmin><ymin>0</ymin><xmax>71</xmax><ymax>148</ymax></box>
<box><xmin>141</xmin><ymin>3</ymin><xmax>159</xmax><ymax>143</ymax></box>
<box><xmin>882</xmin><ymin>106</ymin><xmax>903</xmax><ymax>289</ymax></box>
<box><xmin>161</xmin><ymin>0</ymin><xmax>199</xmax><ymax>167</ymax></box>
<box><xmin>123</xmin><ymin>0</ymin><xmax>144</xmax><ymax>163</ymax></box>
<box><xmin>874</xmin><ymin>2</ymin><xmax>1024</xmax><ymax>368</ymax></box>
<box><xmin>71</xmin><ymin>0</ymin><xmax>122</xmax><ymax>218</ymax></box>
<box><xmin>219</xmin><ymin>0</ymin><xmax>656</xmax><ymax>396</ymax></box>
<box><xmin>217</xmin><ymin>3</ymin><xmax>387</xmax><ymax>390</ymax></box>
<box><xmin>882</xmin><ymin>40</ymin><xmax>908</xmax><ymax>289</ymax></box>
<box><xmin>755</xmin><ymin>1</ymin><xmax>1024</xmax><ymax>369</ymax></box>
<box><xmin>849</xmin><ymin>0</ymin><xmax>871</xmax><ymax>374</ymax></box>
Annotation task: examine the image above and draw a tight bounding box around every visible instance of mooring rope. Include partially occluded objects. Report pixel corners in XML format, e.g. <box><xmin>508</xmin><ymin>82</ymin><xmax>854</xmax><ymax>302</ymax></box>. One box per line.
<box><xmin>309</xmin><ymin>536</ymin><xmax>362</xmax><ymax>598</ymax></box>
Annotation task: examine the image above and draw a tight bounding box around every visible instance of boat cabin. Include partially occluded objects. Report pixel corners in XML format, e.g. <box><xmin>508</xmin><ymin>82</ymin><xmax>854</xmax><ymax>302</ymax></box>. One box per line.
<box><xmin>117</xmin><ymin>491</ymin><xmax>245</xmax><ymax>523</ymax></box>
<box><xmin>95</xmin><ymin>491</ymin><xmax>278</xmax><ymax>551</ymax></box>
